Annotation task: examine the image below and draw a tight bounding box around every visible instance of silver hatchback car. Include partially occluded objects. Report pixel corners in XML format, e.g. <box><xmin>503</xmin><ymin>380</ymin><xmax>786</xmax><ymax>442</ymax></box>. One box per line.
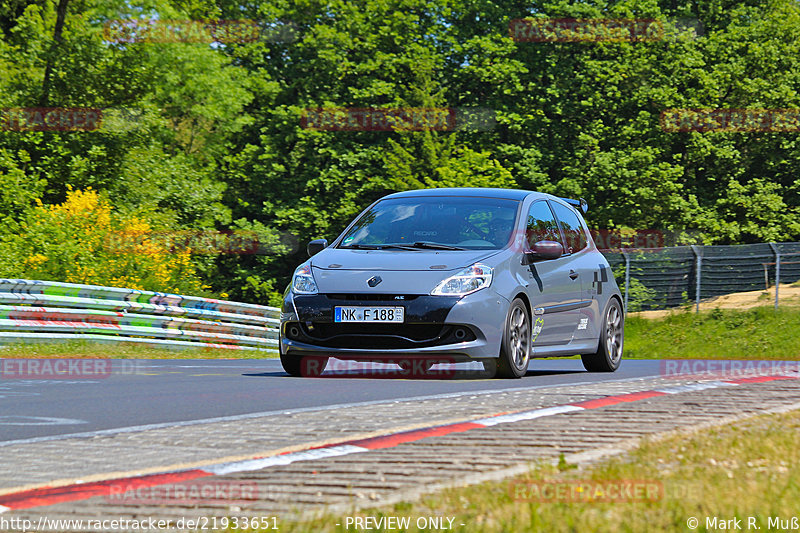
<box><xmin>280</xmin><ymin>188</ymin><xmax>624</xmax><ymax>378</ymax></box>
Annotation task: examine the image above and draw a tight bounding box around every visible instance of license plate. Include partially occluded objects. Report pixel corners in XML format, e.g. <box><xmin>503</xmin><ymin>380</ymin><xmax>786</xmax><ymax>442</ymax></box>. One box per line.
<box><xmin>334</xmin><ymin>306</ymin><xmax>404</xmax><ymax>323</ymax></box>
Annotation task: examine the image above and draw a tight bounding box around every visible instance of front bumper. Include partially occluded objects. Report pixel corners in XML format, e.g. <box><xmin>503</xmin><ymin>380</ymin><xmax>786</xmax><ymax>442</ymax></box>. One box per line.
<box><xmin>280</xmin><ymin>290</ymin><xmax>507</xmax><ymax>360</ymax></box>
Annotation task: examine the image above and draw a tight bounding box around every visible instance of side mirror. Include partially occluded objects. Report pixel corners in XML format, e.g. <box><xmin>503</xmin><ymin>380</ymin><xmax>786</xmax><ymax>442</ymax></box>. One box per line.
<box><xmin>307</xmin><ymin>238</ymin><xmax>328</xmax><ymax>257</ymax></box>
<box><xmin>523</xmin><ymin>240</ymin><xmax>563</xmax><ymax>263</ymax></box>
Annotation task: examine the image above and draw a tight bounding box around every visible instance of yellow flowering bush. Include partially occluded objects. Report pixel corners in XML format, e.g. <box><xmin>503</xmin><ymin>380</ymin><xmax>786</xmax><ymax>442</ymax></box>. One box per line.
<box><xmin>0</xmin><ymin>188</ymin><xmax>208</xmax><ymax>295</ymax></box>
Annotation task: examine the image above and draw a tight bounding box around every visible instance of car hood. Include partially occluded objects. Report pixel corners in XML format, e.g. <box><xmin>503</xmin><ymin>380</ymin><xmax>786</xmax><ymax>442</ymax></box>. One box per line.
<box><xmin>309</xmin><ymin>248</ymin><xmax>500</xmax><ymax>294</ymax></box>
<box><xmin>311</xmin><ymin>247</ymin><xmax>499</xmax><ymax>271</ymax></box>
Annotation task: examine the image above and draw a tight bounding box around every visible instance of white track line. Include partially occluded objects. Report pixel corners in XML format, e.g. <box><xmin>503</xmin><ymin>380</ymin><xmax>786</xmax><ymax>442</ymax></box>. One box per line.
<box><xmin>0</xmin><ymin>373</ymin><xmax>664</xmax><ymax>447</ymax></box>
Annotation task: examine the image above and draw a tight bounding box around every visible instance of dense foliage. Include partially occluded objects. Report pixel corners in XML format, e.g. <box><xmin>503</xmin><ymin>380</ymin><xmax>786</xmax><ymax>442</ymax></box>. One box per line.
<box><xmin>2</xmin><ymin>0</ymin><xmax>800</xmax><ymax>304</ymax></box>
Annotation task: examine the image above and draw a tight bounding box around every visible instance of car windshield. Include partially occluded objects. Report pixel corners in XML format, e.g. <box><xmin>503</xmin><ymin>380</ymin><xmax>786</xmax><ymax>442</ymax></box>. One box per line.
<box><xmin>338</xmin><ymin>196</ymin><xmax>520</xmax><ymax>250</ymax></box>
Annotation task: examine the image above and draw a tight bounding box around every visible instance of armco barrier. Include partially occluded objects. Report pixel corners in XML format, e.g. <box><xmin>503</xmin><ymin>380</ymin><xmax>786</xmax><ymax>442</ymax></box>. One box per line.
<box><xmin>602</xmin><ymin>242</ymin><xmax>800</xmax><ymax>313</ymax></box>
<box><xmin>0</xmin><ymin>279</ymin><xmax>279</xmax><ymax>351</ymax></box>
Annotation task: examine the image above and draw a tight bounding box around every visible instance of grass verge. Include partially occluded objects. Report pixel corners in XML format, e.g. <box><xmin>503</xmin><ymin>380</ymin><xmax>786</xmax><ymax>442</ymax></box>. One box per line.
<box><xmin>1</xmin><ymin>306</ymin><xmax>798</xmax><ymax>360</ymax></box>
<box><xmin>0</xmin><ymin>340</ymin><xmax>278</xmax><ymax>359</ymax></box>
<box><xmin>624</xmin><ymin>306</ymin><xmax>800</xmax><ymax>359</ymax></box>
<box><xmin>274</xmin><ymin>407</ymin><xmax>800</xmax><ymax>533</ymax></box>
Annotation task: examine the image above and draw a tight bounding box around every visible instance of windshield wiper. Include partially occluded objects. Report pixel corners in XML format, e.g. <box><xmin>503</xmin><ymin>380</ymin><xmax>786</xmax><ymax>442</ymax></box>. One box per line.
<box><xmin>381</xmin><ymin>244</ymin><xmax>420</xmax><ymax>251</ymax></box>
<box><xmin>410</xmin><ymin>241</ymin><xmax>467</xmax><ymax>250</ymax></box>
<box><xmin>340</xmin><ymin>242</ymin><xmax>464</xmax><ymax>251</ymax></box>
<box><xmin>340</xmin><ymin>243</ymin><xmax>420</xmax><ymax>251</ymax></box>
<box><xmin>339</xmin><ymin>244</ymin><xmax>383</xmax><ymax>249</ymax></box>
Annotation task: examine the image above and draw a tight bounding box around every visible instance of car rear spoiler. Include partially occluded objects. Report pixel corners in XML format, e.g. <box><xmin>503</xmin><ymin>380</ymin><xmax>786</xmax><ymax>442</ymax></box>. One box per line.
<box><xmin>560</xmin><ymin>197</ymin><xmax>589</xmax><ymax>214</ymax></box>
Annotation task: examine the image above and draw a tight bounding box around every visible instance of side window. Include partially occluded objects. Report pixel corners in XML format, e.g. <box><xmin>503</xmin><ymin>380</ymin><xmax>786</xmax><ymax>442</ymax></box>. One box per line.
<box><xmin>526</xmin><ymin>201</ymin><xmax>561</xmax><ymax>249</ymax></box>
<box><xmin>550</xmin><ymin>201</ymin><xmax>588</xmax><ymax>254</ymax></box>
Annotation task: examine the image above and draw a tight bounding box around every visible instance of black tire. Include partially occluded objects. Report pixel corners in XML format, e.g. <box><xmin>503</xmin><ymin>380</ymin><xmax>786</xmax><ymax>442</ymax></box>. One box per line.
<box><xmin>280</xmin><ymin>355</ymin><xmax>329</xmax><ymax>377</ymax></box>
<box><xmin>581</xmin><ymin>298</ymin><xmax>624</xmax><ymax>372</ymax></box>
<box><xmin>480</xmin><ymin>358</ymin><xmax>497</xmax><ymax>378</ymax></box>
<box><xmin>494</xmin><ymin>298</ymin><xmax>531</xmax><ymax>379</ymax></box>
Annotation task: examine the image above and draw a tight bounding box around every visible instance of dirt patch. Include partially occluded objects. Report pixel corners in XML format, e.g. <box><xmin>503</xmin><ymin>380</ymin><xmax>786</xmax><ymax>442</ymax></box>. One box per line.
<box><xmin>631</xmin><ymin>282</ymin><xmax>800</xmax><ymax>319</ymax></box>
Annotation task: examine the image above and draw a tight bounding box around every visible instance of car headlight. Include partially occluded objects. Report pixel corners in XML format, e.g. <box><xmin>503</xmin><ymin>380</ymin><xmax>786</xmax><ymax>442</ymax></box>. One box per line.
<box><xmin>431</xmin><ymin>263</ymin><xmax>493</xmax><ymax>296</ymax></box>
<box><xmin>292</xmin><ymin>264</ymin><xmax>319</xmax><ymax>294</ymax></box>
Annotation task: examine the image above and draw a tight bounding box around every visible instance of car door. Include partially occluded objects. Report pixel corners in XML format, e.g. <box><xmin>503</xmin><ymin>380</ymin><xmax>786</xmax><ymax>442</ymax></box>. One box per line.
<box><xmin>549</xmin><ymin>199</ymin><xmax>598</xmax><ymax>340</ymax></box>
<box><xmin>516</xmin><ymin>200</ymin><xmax>583</xmax><ymax>347</ymax></box>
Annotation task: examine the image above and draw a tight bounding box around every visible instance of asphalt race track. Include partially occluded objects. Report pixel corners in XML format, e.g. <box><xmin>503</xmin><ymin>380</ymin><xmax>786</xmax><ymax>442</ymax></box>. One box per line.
<box><xmin>0</xmin><ymin>358</ymin><xmax>666</xmax><ymax>443</ymax></box>
<box><xmin>4</xmin><ymin>356</ymin><xmax>800</xmax><ymax>524</ymax></box>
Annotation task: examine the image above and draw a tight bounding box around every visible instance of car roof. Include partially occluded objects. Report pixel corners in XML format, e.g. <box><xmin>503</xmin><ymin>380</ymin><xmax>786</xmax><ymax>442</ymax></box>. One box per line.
<box><xmin>381</xmin><ymin>187</ymin><xmax>544</xmax><ymax>201</ymax></box>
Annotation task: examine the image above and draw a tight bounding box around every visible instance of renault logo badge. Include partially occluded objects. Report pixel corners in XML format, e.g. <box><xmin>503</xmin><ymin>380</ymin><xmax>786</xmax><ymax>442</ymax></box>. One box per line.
<box><xmin>367</xmin><ymin>275</ymin><xmax>382</xmax><ymax>287</ymax></box>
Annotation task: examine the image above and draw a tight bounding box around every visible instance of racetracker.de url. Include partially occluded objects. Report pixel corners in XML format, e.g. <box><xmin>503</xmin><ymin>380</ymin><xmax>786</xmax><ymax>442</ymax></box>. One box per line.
<box><xmin>0</xmin><ymin>515</ymin><xmax>278</xmax><ymax>531</ymax></box>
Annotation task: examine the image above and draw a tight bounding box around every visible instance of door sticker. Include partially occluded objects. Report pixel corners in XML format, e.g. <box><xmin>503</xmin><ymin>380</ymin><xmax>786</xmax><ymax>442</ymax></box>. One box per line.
<box><xmin>592</xmin><ymin>264</ymin><xmax>609</xmax><ymax>295</ymax></box>
<box><xmin>532</xmin><ymin>317</ymin><xmax>544</xmax><ymax>343</ymax></box>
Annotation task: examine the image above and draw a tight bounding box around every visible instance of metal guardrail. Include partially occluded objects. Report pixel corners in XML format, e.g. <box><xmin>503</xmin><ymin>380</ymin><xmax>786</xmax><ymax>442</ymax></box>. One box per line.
<box><xmin>0</xmin><ymin>279</ymin><xmax>279</xmax><ymax>350</ymax></box>
<box><xmin>602</xmin><ymin>242</ymin><xmax>800</xmax><ymax>313</ymax></box>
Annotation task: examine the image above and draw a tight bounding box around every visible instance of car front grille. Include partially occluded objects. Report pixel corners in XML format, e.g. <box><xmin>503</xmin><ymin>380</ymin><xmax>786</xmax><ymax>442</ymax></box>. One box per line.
<box><xmin>287</xmin><ymin>322</ymin><xmax>475</xmax><ymax>349</ymax></box>
<box><xmin>324</xmin><ymin>294</ymin><xmax>421</xmax><ymax>302</ymax></box>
